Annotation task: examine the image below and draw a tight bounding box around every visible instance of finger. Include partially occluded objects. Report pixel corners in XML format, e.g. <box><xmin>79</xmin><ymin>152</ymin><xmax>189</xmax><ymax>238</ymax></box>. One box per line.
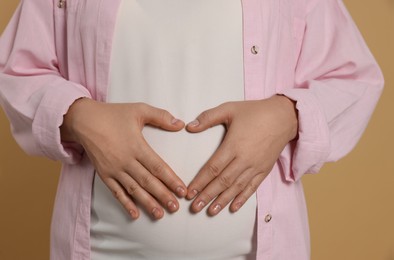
<box><xmin>190</xmin><ymin>158</ymin><xmax>248</xmax><ymax>213</ymax></box>
<box><xmin>230</xmin><ymin>172</ymin><xmax>266</xmax><ymax>213</ymax></box>
<box><xmin>186</xmin><ymin>103</ymin><xmax>232</xmax><ymax>133</ymax></box>
<box><xmin>122</xmin><ymin>160</ymin><xmax>180</xmax><ymax>213</ymax></box>
<box><xmin>140</xmin><ymin>103</ymin><xmax>185</xmax><ymax>131</ymax></box>
<box><xmin>207</xmin><ymin>168</ymin><xmax>254</xmax><ymax>216</ymax></box>
<box><xmin>136</xmin><ymin>140</ymin><xmax>187</xmax><ymax>198</ymax></box>
<box><xmin>116</xmin><ymin>172</ymin><xmax>166</xmax><ymax>220</ymax></box>
<box><xmin>186</xmin><ymin>140</ymin><xmax>234</xmax><ymax>200</ymax></box>
<box><xmin>104</xmin><ymin>177</ymin><xmax>140</xmax><ymax>219</ymax></box>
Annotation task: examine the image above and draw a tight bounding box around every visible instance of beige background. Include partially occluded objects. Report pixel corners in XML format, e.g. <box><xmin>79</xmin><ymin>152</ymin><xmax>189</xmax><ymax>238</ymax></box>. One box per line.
<box><xmin>0</xmin><ymin>0</ymin><xmax>393</xmax><ymax>259</ymax></box>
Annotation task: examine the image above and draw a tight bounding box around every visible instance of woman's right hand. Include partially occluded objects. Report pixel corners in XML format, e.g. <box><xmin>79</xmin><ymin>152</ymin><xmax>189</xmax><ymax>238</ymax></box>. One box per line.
<box><xmin>60</xmin><ymin>98</ymin><xmax>187</xmax><ymax>220</ymax></box>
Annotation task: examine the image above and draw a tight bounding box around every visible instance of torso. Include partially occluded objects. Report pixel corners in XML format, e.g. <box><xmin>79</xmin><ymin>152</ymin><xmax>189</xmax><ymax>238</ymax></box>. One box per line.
<box><xmin>90</xmin><ymin>0</ymin><xmax>257</xmax><ymax>259</ymax></box>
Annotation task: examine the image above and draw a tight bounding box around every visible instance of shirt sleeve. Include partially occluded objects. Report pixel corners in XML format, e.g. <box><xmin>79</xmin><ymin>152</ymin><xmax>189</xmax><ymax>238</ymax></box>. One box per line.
<box><xmin>278</xmin><ymin>0</ymin><xmax>384</xmax><ymax>182</ymax></box>
<box><xmin>0</xmin><ymin>0</ymin><xmax>92</xmax><ymax>164</ymax></box>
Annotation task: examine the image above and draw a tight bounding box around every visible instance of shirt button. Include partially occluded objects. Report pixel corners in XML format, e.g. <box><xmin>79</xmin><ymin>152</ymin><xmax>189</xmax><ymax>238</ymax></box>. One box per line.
<box><xmin>58</xmin><ymin>0</ymin><xmax>66</xmax><ymax>8</ymax></box>
<box><xmin>264</xmin><ymin>214</ymin><xmax>272</xmax><ymax>223</ymax></box>
<box><xmin>251</xmin><ymin>45</ymin><xmax>259</xmax><ymax>55</ymax></box>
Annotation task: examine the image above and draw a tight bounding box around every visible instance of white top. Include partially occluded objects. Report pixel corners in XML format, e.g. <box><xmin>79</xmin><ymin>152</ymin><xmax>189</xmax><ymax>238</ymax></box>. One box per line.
<box><xmin>90</xmin><ymin>0</ymin><xmax>257</xmax><ymax>259</ymax></box>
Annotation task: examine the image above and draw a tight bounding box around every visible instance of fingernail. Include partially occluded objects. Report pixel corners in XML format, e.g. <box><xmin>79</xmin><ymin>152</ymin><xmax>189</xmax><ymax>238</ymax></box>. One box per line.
<box><xmin>176</xmin><ymin>186</ymin><xmax>186</xmax><ymax>197</ymax></box>
<box><xmin>152</xmin><ymin>208</ymin><xmax>162</xmax><ymax>219</ymax></box>
<box><xmin>233</xmin><ymin>202</ymin><xmax>242</xmax><ymax>212</ymax></box>
<box><xmin>129</xmin><ymin>209</ymin><xmax>138</xmax><ymax>219</ymax></box>
<box><xmin>171</xmin><ymin>118</ymin><xmax>180</xmax><ymax>124</ymax></box>
<box><xmin>188</xmin><ymin>119</ymin><xmax>200</xmax><ymax>127</ymax></box>
<box><xmin>167</xmin><ymin>201</ymin><xmax>178</xmax><ymax>212</ymax></box>
<box><xmin>212</xmin><ymin>204</ymin><xmax>222</xmax><ymax>214</ymax></box>
<box><xmin>188</xmin><ymin>189</ymin><xmax>198</xmax><ymax>199</ymax></box>
<box><xmin>196</xmin><ymin>200</ymin><xmax>206</xmax><ymax>211</ymax></box>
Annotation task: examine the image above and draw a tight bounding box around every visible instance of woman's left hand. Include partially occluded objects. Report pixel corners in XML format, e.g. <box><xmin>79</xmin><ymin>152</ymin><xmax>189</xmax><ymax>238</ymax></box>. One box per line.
<box><xmin>186</xmin><ymin>95</ymin><xmax>298</xmax><ymax>216</ymax></box>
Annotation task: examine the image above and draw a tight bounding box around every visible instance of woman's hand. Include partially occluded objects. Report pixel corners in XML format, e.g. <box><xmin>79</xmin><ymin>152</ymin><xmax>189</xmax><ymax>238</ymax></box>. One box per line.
<box><xmin>60</xmin><ymin>99</ymin><xmax>187</xmax><ymax>220</ymax></box>
<box><xmin>185</xmin><ymin>95</ymin><xmax>298</xmax><ymax>216</ymax></box>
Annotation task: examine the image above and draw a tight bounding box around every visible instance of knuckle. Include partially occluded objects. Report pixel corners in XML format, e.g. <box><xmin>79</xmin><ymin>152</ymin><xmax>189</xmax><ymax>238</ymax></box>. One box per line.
<box><xmin>135</xmin><ymin>102</ymin><xmax>147</xmax><ymax>109</ymax></box>
<box><xmin>125</xmin><ymin>182</ymin><xmax>140</xmax><ymax>196</ymax></box>
<box><xmin>206</xmin><ymin>163</ymin><xmax>221</xmax><ymax>178</ymax></box>
<box><xmin>135</xmin><ymin>102</ymin><xmax>150</xmax><ymax>116</ymax></box>
<box><xmin>219</xmin><ymin>102</ymin><xmax>230</xmax><ymax>109</ymax></box>
<box><xmin>133</xmin><ymin>102</ymin><xmax>145</xmax><ymax>112</ymax></box>
<box><xmin>218</xmin><ymin>175</ymin><xmax>233</xmax><ymax>189</ymax></box>
<box><xmin>199</xmin><ymin>110</ymin><xmax>211</xmax><ymax>123</ymax></box>
<box><xmin>112</xmin><ymin>189</ymin><xmax>123</xmax><ymax>200</ymax></box>
<box><xmin>234</xmin><ymin>180</ymin><xmax>247</xmax><ymax>191</ymax></box>
<box><xmin>217</xmin><ymin>102</ymin><xmax>232</xmax><ymax>124</ymax></box>
<box><xmin>136</xmin><ymin>143</ymin><xmax>150</xmax><ymax>157</ymax></box>
<box><xmin>158</xmin><ymin>108</ymin><xmax>169</xmax><ymax>120</ymax></box>
<box><xmin>248</xmin><ymin>181</ymin><xmax>260</xmax><ymax>192</ymax></box>
<box><xmin>151</xmin><ymin>162</ymin><xmax>166</xmax><ymax>177</ymax></box>
<box><xmin>139</xmin><ymin>174</ymin><xmax>155</xmax><ymax>189</ymax></box>
<box><xmin>219</xmin><ymin>101</ymin><xmax>233</xmax><ymax>112</ymax></box>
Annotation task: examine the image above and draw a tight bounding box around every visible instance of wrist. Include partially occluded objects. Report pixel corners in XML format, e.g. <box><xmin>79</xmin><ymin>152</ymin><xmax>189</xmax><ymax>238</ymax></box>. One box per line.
<box><xmin>60</xmin><ymin>98</ymin><xmax>94</xmax><ymax>143</ymax></box>
<box><xmin>273</xmin><ymin>95</ymin><xmax>299</xmax><ymax>141</ymax></box>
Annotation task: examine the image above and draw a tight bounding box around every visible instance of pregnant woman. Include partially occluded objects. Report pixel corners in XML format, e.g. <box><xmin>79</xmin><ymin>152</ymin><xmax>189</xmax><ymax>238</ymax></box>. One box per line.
<box><xmin>0</xmin><ymin>0</ymin><xmax>383</xmax><ymax>259</ymax></box>
<box><xmin>87</xmin><ymin>0</ymin><xmax>259</xmax><ymax>258</ymax></box>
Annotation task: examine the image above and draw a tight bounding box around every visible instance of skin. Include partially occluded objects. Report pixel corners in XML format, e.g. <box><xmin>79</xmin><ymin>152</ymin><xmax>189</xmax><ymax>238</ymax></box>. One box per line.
<box><xmin>185</xmin><ymin>95</ymin><xmax>298</xmax><ymax>216</ymax></box>
<box><xmin>60</xmin><ymin>95</ymin><xmax>298</xmax><ymax>220</ymax></box>
<box><xmin>60</xmin><ymin>100</ymin><xmax>188</xmax><ymax>220</ymax></box>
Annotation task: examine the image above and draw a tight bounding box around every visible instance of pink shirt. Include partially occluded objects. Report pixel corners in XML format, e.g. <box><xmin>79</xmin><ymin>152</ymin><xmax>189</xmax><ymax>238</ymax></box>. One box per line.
<box><xmin>0</xmin><ymin>0</ymin><xmax>384</xmax><ymax>259</ymax></box>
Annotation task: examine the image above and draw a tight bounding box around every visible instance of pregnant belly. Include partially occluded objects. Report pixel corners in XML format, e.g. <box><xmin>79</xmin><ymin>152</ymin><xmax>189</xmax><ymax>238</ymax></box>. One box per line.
<box><xmin>90</xmin><ymin>125</ymin><xmax>257</xmax><ymax>260</ymax></box>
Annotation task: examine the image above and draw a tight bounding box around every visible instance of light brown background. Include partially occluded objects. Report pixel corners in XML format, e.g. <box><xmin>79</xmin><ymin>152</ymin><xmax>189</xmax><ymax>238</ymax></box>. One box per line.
<box><xmin>0</xmin><ymin>0</ymin><xmax>393</xmax><ymax>259</ymax></box>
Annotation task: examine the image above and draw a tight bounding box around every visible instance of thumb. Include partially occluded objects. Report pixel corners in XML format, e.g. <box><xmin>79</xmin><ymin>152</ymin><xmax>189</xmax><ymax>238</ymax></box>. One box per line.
<box><xmin>186</xmin><ymin>104</ymin><xmax>231</xmax><ymax>133</ymax></box>
<box><xmin>142</xmin><ymin>105</ymin><xmax>185</xmax><ymax>131</ymax></box>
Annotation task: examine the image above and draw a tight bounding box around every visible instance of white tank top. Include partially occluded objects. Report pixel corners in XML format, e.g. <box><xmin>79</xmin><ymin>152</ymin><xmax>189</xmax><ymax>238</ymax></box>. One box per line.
<box><xmin>90</xmin><ymin>0</ymin><xmax>257</xmax><ymax>259</ymax></box>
